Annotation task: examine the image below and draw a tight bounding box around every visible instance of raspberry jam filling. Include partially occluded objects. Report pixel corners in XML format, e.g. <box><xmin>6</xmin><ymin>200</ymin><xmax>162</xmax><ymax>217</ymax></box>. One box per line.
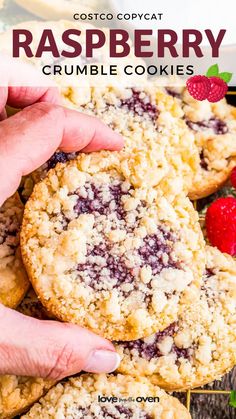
<box><xmin>74</xmin><ymin>183</ymin><xmax>126</xmax><ymax>219</ymax></box>
<box><xmin>47</xmin><ymin>151</ymin><xmax>78</xmax><ymax>171</ymax></box>
<box><xmin>77</xmin><ymin>243</ymin><xmax>135</xmax><ymax>291</ymax></box>
<box><xmin>186</xmin><ymin>118</ymin><xmax>228</xmax><ymax>135</ymax></box>
<box><xmin>138</xmin><ymin>231</ymin><xmax>179</xmax><ymax>276</ymax></box>
<box><xmin>120</xmin><ymin>89</ymin><xmax>158</xmax><ymax>122</ymax></box>
<box><xmin>72</xmin><ymin>179</ymin><xmax>180</xmax><ymax>294</ymax></box>
<box><xmin>201</xmin><ymin>275</ymin><xmax>219</xmax><ymax>303</ymax></box>
<box><xmin>165</xmin><ymin>88</ymin><xmax>181</xmax><ymax>99</ymax></box>
<box><xmin>77</xmin><ymin>231</ymin><xmax>179</xmax><ymax>293</ymax></box>
<box><xmin>102</xmin><ymin>406</ymin><xmax>150</xmax><ymax>418</ymax></box>
<box><xmin>205</xmin><ymin>268</ymin><xmax>215</xmax><ymax>278</ymax></box>
<box><xmin>118</xmin><ymin>323</ymin><xmax>191</xmax><ymax>361</ymax></box>
<box><xmin>199</xmin><ymin>150</ymin><xmax>209</xmax><ymax>171</ymax></box>
<box><xmin>77</xmin><ymin>406</ymin><xmax>151</xmax><ymax>418</ymax></box>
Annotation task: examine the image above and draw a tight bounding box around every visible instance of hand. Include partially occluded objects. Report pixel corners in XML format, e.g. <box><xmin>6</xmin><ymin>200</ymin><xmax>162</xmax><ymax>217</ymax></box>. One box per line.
<box><xmin>0</xmin><ymin>59</ymin><xmax>123</xmax><ymax>380</ymax></box>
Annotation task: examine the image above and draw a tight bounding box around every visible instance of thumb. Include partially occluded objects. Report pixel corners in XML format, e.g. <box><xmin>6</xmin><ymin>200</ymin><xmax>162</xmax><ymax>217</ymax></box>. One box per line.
<box><xmin>0</xmin><ymin>304</ymin><xmax>120</xmax><ymax>380</ymax></box>
<box><xmin>0</xmin><ymin>102</ymin><xmax>123</xmax><ymax>205</ymax></box>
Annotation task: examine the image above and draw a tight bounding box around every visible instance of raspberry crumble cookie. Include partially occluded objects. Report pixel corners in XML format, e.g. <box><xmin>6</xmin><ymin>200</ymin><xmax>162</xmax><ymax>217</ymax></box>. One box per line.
<box><xmin>21</xmin><ymin>160</ymin><xmax>205</xmax><ymax>341</ymax></box>
<box><xmin>29</xmin><ymin>85</ymin><xmax>199</xmax><ymax>202</ymax></box>
<box><xmin>162</xmin><ymin>78</ymin><xmax>236</xmax><ymax>199</ymax></box>
<box><xmin>0</xmin><ymin>193</ymin><xmax>29</xmax><ymax>308</ymax></box>
<box><xmin>62</xmin><ymin>83</ymin><xmax>199</xmax><ymax>197</ymax></box>
<box><xmin>21</xmin><ymin>374</ymin><xmax>191</xmax><ymax>419</ymax></box>
<box><xmin>115</xmin><ymin>246</ymin><xmax>236</xmax><ymax>390</ymax></box>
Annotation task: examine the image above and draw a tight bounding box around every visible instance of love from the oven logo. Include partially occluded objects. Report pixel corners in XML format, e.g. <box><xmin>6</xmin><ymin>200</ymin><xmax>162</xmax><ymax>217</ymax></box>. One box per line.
<box><xmin>98</xmin><ymin>395</ymin><xmax>160</xmax><ymax>403</ymax></box>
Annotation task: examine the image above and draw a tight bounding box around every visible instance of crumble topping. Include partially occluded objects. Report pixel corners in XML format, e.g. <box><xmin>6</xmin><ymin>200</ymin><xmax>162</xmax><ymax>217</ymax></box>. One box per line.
<box><xmin>21</xmin><ymin>163</ymin><xmax>204</xmax><ymax>341</ymax></box>
<box><xmin>116</xmin><ymin>246</ymin><xmax>236</xmax><ymax>390</ymax></box>
<box><xmin>62</xmin><ymin>83</ymin><xmax>199</xmax><ymax>198</ymax></box>
<box><xmin>21</xmin><ymin>374</ymin><xmax>190</xmax><ymax>419</ymax></box>
<box><xmin>120</xmin><ymin>89</ymin><xmax>158</xmax><ymax>122</ymax></box>
<box><xmin>186</xmin><ymin>118</ymin><xmax>228</xmax><ymax>135</ymax></box>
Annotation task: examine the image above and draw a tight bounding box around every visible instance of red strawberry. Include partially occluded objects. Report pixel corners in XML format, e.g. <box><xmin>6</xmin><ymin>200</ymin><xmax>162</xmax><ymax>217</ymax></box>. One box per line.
<box><xmin>206</xmin><ymin>197</ymin><xmax>236</xmax><ymax>256</ymax></box>
<box><xmin>186</xmin><ymin>75</ymin><xmax>211</xmax><ymax>101</ymax></box>
<box><xmin>207</xmin><ymin>76</ymin><xmax>228</xmax><ymax>102</ymax></box>
<box><xmin>231</xmin><ymin>167</ymin><xmax>236</xmax><ymax>189</ymax></box>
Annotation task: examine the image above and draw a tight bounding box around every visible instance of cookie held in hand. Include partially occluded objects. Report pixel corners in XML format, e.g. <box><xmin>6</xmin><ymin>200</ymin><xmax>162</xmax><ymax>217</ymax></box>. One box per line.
<box><xmin>21</xmin><ymin>160</ymin><xmax>205</xmax><ymax>341</ymax></box>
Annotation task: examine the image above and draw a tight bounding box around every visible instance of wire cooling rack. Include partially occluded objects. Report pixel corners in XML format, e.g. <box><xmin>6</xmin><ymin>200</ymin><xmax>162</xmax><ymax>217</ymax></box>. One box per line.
<box><xmin>181</xmin><ymin>91</ymin><xmax>236</xmax><ymax>417</ymax></box>
<box><xmin>181</xmin><ymin>388</ymin><xmax>232</xmax><ymax>415</ymax></box>
<box><xmin>188</xmin><ymin>389</ymin><xmax>231</xmax><ymax>410</ymax></box>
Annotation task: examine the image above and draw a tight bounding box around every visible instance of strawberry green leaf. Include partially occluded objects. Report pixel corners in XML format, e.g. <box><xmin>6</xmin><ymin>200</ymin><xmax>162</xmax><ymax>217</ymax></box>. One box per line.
<box><xmin>219</xmin><ymin>72</ymin><xmax>233</xmax><ymax>83</ymax></box>
<box><xmin>229</xmin><ymin>390</ymin><xmax>236</xmax><ymax>408</ymax></box>
<box><xmin>206</xmin><ymin>64</ymin><xmax>219</xmax><ymax>77</ymax></box>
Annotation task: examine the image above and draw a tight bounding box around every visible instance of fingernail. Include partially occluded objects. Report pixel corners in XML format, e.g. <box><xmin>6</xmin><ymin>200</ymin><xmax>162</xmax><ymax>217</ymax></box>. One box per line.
<box><xmin>84</xmin><ymin>350</ymin><xmax>120</xmax><ymax>373</ymax></box>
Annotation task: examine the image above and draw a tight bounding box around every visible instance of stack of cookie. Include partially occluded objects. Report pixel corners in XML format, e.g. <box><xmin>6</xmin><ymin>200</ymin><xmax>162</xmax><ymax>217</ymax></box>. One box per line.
<box><xmin>0</xmin><ymin>20</ymin><xmax>236</xmax><ymax>419</ymax></box>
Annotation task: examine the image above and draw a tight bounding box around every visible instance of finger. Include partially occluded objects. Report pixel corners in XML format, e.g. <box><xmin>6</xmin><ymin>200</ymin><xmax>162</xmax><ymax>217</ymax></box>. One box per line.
<box><xmin>0</xmin><ymin>102</ymin><xmax>123</xmax><ymax>204</ymax></box>
<box><xmin>7</xmin><ymin>86</ymin><xmax>62</xmax><ymax>108</ymax></box>
<box><xmin>0</xmin><ymin>304</ymin><xmax>120</xmax><ymax>379</ymax></box>
<box><xmin>60</xmin><ymin>108</ymin><xmax>124</xmax><ymax>153</ymax></box>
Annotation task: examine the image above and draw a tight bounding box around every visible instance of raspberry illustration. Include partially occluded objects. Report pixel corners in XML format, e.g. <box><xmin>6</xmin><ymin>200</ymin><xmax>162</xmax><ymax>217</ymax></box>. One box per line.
<box><xmin>207</xmin><ymin>76</ymin><xmax>228</xmax><ymax>102</ymax></box>
<box><xmin>206</xmin><ymin>197</ymin><xmax>236</xmax><ymax>256</ymax></box>
<box><xmin>186</xmin><ymin>75</ymin><xmax>211</xmax><ymax>101</ymax></box>
<box><xmin>230</xmin><ymin>167</ymin><xmax>236</xmax><ymax>190</ymax></box>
